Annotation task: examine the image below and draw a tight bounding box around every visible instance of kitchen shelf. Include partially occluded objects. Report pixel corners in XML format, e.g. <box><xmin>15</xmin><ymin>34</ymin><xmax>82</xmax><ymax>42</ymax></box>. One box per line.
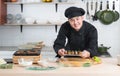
<box><xmin>4</xmin><ymin>23</ymin><xmax>61</xmax><ymax>26</ymax></box>
<box><xmin>4</xmin><ymin>23</ymin><xmax>61</xmax><ymax>33</ymax></box>
<box><xmin>5</xmin><ymin>2</ymin><xmax>75</xmax><ymax>5</ymax></box>
<box><xmin>4</xmin><ymin>1</ymin><xmax>71</xmax><ymax>32</ymax></box>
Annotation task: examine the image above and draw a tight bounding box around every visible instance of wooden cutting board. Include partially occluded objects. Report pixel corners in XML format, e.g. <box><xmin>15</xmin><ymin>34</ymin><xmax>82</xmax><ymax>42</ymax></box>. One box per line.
<box><xmin>58</xmin><ymin>58</ymin><xmax>94</xmax><ymax>67</ymax></box>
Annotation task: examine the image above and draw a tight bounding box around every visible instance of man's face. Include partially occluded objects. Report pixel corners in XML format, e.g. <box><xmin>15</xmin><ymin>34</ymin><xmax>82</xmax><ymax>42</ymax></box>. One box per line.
<box><xmin>68</xmin><ymin>16</ymin><xmax>84</xmax><ymax>31</ymax></box>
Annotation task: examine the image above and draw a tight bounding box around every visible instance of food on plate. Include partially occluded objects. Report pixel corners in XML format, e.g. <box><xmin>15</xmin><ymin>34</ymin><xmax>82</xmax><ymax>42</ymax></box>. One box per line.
<box><xmin>0</xmin><ymin>58</ymin><xmax>7</xmax><ymax>65</ymax></box>
<box><xmin>92</xmin><ymin>56</ymin><xmax>102</xmax><ymax>64</ymax></box>
<box><xmin>66</xmin><ymin>50</ymin><xmax>82</xmax><ymax>55</ymax></box>
<box><xmin>83</xmin><ymin>62</ymin><xmax>91</xmax><ymax>67</ymax></box>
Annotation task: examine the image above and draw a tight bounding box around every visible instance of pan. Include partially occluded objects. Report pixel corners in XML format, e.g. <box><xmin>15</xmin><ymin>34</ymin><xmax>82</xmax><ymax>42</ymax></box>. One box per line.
<box><xmin>100</xmin><ymin>1</ymin><xmax>115</xmax><ymax>25</ymax></box>
<box><xmin>95</xmin><ymin>1</ymin><xmax>102</xmax><ymax>19</ymax></box>
<box><xmin>112</xmin><ymin>1</ymin><xmax>119</xmax><ymax>21</ymax></box>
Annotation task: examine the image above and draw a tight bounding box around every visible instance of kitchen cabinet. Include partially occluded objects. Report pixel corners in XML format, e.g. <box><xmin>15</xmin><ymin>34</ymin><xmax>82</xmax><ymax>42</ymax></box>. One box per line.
<box><xmin>0</xmin><ymin>0</ymin><xmax>7</xmax><ymax>25</ymax></box>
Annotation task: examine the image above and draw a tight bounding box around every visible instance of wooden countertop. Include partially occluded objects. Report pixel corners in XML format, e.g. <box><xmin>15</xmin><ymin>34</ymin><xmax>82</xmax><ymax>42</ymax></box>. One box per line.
<box><xmin>0</xmin><ymin>58</ymin><xmax>120</xmax><ymax>76</ymax></box>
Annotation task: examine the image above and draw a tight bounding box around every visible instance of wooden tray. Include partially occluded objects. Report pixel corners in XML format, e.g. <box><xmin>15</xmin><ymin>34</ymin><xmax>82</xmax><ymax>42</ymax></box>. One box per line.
<box><xmin>58</xmin><ymin>57</ymin><xmax>102</xmax><ymax>67</ymax></box>
<box><xmin>13</xmin><ymin>55</ymin><xmax>41</xmax><ymax>64</ymax></box>
<box><xmin>58</xmin><ymin>58</ymin><xmax>93</xmax><ymax>67</ymax></box>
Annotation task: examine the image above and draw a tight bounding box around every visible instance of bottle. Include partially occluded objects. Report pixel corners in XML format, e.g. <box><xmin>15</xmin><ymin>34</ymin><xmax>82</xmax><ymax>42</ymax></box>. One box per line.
<box><xmin>11</xmin><ymin>0</ymin><xmax>17</xmax><ymax>2</ymax></box>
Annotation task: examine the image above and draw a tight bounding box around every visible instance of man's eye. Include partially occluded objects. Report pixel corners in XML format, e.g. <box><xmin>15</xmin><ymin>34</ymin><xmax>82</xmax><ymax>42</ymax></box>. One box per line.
<box><xmin>70</xmin><ymin>19</ymin><xmax>74</xmax><ymax>22</ymax></box>
<box><xmin>77</xmin><ymin>18</ymin><xmax>80</xmax><ymax>20</ymax></box>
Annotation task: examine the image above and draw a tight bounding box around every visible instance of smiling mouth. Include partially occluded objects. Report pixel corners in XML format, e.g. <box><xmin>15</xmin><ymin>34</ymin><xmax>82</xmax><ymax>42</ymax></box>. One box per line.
<box><xmin>74</xmin><ymin>24</ymin><xmax>79</xmax><ymax>27</ymax></box>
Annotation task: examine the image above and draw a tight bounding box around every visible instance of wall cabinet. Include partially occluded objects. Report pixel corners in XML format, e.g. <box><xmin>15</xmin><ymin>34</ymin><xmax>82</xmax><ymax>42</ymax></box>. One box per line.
<box><xmin>0</xmin><ymin>0</ymin><xmax>7</xmax><ymax>25</ymax></box>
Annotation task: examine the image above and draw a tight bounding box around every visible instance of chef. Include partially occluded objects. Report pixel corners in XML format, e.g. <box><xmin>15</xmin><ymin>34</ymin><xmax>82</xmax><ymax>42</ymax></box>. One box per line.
<box><xmin>53</xmin><ymin>6</ymin><xmax>99</xmax><ymax>58</ymax></box>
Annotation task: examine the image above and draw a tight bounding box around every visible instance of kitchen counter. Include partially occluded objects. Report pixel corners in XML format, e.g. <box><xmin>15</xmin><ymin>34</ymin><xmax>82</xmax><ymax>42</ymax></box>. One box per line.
<box><xmin>0</xmin><ymin>58</ymin><xmax>120</xmax><ymax>76</ymax></box>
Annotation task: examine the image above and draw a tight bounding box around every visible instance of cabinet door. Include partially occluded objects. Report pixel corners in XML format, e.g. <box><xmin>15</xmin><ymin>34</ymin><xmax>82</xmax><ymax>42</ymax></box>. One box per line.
<box><xmin>0</xmin><ymin>0</ymin><xmax>7</xmax><ymax>25</ymax></box>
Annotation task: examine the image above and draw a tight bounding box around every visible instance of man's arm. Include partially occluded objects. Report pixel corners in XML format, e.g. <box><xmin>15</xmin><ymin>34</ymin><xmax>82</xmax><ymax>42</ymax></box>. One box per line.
<box><xmin>53</xmin><ymin>25</ymin><xmax>67</xmax><ymax>57</ymax></box>
<box><xmin>85</xmin><ymin>26</ymin><xmax>99</xmax><ymax>57</ymax></box>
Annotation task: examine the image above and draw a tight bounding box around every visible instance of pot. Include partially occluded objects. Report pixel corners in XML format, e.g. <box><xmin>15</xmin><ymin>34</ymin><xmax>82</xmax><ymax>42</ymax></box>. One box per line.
<box><xmin>98</xmin><ymin>44</ymin><xmax>111</xmax><ymax>54</ymax></box>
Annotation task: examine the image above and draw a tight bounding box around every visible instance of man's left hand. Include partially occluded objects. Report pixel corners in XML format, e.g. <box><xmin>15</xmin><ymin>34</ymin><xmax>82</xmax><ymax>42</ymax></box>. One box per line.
<box><xmin>80</xmin><ymin>50</ymin><xmax>90</xmax><ymax>58</ymax></box>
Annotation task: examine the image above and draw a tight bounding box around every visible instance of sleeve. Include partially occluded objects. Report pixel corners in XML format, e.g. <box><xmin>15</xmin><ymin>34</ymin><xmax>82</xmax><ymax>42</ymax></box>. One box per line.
<box><xmin>85</xmin><ymin>26</ymin><xmax>99</xmax><ymax>57</ymax></box>
<box><xmin>53</xmin><ymin>24</ymin><xmax>67</xmax><ymax>56</ymax></box>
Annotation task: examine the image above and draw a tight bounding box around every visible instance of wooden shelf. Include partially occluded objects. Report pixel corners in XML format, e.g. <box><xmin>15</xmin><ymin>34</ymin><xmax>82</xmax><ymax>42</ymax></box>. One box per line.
<box><xmin>5</xmin><ymin>2</ymin><xmax>74</xmax><ymax>5</ymax></box>
<box><xmin>4</xmin><ymin>23</ymin><xmax>61</xmax><ymax>26</ymax></box>
<box><xmin>5</xmin><ymin>1</ymin><xmax>75</xmax><ymax>13</ymax></box>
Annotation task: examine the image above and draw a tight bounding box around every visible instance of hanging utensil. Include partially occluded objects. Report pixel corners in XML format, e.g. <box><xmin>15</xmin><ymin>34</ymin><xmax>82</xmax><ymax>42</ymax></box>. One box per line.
<box><xmin>86</xmin><ymin>1</ymin><xmax>90</xmax><ymax>20</ymax></box>
<box><xmin>92</xmin><ymin>1</ymin><xmax>98</xmax><ymax>21</ymax></box>
<box><xmin>55</xmin><ymin>3</ymin><xmax>58</xmax><ymax>12</ymax></box>
<box><xmin>55</xmin><ymin>3</ymin><xmax>58</xmax><ymax>33</ymax></box>
<box><xmin>90</xmin><ymin>0</ymin><xmax>94</xmax><ymax>20</ymax></box>
<box><xmin>96</xmin><ymin>1</ymin><xmax>102</xmax><ymax>19</ymax></box>
<box><xmin>112</xmin><ymin>1</ymin><xmax>119</xmax><ymax>21</ymax></box>
<box><xmin>20</xmin><ymin>4</ymin><xmax>23</xmax><ymax>13</ymax></box>
<box><xmin>99</xmin><ymin>1</ymin><xmax>115</xmax><ymax>25</ymax></box>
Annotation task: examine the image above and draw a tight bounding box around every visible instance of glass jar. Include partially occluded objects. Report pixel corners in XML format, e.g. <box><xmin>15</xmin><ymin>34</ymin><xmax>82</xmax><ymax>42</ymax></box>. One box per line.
<box><xmin>42</xmin><ymin>0</ymin><xmax>53</xmax><ymax>2</ymax></box>
<box><xmin>11</xmin><ymin>0</ymin><xmax>17</xmax><ymax>2</ymax></box>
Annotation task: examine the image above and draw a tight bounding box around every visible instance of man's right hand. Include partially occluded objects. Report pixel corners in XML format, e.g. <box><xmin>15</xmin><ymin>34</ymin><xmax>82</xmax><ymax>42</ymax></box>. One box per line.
<box><xmin>58</xmin><ymin>48</ymin><xmax>66</xmax><ymax>56</ymax></box>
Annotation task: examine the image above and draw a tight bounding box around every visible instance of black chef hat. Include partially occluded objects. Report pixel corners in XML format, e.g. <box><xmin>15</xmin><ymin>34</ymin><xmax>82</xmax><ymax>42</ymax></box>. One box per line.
<box><xmin>65</xmin><ymin>7</ymin><xmax>85</xmax><ymax>19</ymax></box>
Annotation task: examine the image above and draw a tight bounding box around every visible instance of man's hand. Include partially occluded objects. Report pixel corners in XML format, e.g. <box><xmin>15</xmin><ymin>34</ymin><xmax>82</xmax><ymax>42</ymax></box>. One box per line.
<box><xmin>58</xmin><ymin>48</ymin><xmax>66</xmax><ymax>56</ymax></box>
<box><xmin>80</xmin><ymin>50</ymin><xmax>90</xmax><ymax>58</ymax></box>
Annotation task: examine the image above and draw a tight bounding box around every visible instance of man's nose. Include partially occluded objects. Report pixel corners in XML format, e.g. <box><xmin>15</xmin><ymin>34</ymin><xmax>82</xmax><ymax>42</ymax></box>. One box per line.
<box><xmin>74</xmin><ymin>19</ymin><xmax>78</xmax><ymax>24</ymax></box>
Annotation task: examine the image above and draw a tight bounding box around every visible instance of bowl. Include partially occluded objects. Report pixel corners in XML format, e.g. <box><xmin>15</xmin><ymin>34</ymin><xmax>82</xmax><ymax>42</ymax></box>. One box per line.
<box><xmin>36</xmin><ymin>19</ymin><xmax>48</xmax><ymax>24</ymax></box>
<box><xmin>18</xmin><ymin>58</ymin><xmax>33</xmax><ymax>67</ymax></box>
<box><xmin>25</xmin><ymin>18</ymin><xmax>35</xmax><ymax>24</ymax></box>
<box><xmin>37</xmin><ymin>60</ymin><xmax>49</xmax><ymax>67</ymax></box>
<box><xmin>58</xmin><ymin>0</ymin><xmax>67</xmax><ymax>2</ymax></box>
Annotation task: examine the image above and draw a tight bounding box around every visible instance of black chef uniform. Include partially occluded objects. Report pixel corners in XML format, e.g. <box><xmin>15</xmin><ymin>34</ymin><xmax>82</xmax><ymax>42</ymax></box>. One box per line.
<box><xmin>53</xmin><ymin>21</ymin><xmax>98</xmax><ymax>58</ymax></box>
